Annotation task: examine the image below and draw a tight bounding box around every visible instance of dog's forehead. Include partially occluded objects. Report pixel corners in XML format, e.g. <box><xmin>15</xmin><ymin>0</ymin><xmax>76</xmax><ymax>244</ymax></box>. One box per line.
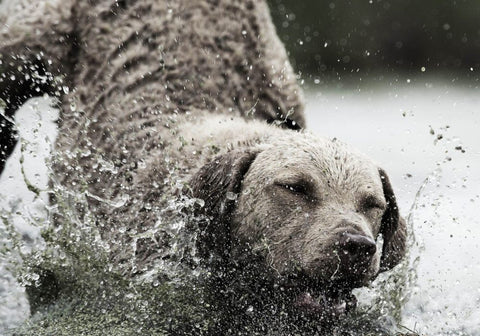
<box><xmin>261</xmin><ymin>133</ymin><xmax>383</xmax><ymax>192</ymax></box>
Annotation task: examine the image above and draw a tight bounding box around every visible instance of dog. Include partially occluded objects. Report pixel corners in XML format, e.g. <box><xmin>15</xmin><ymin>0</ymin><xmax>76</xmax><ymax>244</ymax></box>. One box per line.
<box><xmin>0</xmin><ymin>0</ymin><xmax>406</xmax><ymax>334</ymax></box>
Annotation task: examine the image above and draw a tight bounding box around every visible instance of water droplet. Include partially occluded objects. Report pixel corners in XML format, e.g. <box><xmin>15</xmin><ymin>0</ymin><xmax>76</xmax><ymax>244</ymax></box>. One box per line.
<box><xmin>226</xmin><ymin>192</ymin><xmax>237</xmax><ymax>201</ymax></box>
<box><xmin>138</xmin><ymin>160</ymin><xmax>147</xmax><ymax>169</ymax></box>
<box><xmin>81</xmin><ymin>149</ymin><xmax>91</xmax><ymax>157</ymax></box>
<box><xmin>195</xmin><ymin>198</ymin><xmax>205</xmax><ymax>208</ymax></box>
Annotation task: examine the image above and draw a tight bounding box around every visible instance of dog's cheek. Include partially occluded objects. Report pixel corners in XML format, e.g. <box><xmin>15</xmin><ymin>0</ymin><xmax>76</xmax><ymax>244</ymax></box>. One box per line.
<box><xmin>231</xmin><ymin>184</ymin><xmax>265</xmax><ymax>243</ymax></box>
<box><xmin>232</xmin><ymin>188</ymin><xmax>290</xmax><ymax>268</ymax></box>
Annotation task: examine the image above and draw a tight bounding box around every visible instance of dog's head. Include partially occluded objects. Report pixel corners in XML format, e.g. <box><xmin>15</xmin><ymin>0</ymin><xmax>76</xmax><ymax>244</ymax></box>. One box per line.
<box><xmin>190</xmin><ymin>131</ymin><xmax>406</xmax><ymax>320</ymax></box>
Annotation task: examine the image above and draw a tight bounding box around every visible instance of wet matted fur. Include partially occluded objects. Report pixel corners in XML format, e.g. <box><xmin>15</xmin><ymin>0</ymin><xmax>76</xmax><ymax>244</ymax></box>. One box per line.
<box><xmin>0</xmin><ymin>0</ymin><xmax>406</xmax><ymax>334</ymax></box>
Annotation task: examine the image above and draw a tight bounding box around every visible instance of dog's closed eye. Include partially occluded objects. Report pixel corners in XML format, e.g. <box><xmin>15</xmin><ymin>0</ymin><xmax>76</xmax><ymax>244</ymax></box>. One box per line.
<box><xmin>274</xmin><ymin>179</ymin><xmax>316</xmax><ymax>202</ymax></box>
<box><xmin>278</xmin><ymin>183</ymin><xmax>307</xmax><ymax>194</ymax></box>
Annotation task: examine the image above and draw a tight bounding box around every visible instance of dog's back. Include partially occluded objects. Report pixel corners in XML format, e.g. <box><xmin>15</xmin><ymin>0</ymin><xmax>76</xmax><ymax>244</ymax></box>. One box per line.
<box><xmin>1</xmin><ymin>0</ymin><xmax>304</xmax><ymax>175</ymax></box>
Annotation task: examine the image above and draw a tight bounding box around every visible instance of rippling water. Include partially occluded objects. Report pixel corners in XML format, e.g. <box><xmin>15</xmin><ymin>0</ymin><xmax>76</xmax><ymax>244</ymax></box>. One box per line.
<box><xmin>1</xmin><ymin>79</ymin><xmax>479</xmax><ymax>335</ymax></box>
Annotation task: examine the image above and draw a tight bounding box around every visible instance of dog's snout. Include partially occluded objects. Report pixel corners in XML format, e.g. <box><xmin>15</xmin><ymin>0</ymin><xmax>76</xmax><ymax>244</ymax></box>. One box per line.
<box><xmin>338</xmin><ymin>232</ymin><xmax>376</xmax><ymax>271</ymax></box>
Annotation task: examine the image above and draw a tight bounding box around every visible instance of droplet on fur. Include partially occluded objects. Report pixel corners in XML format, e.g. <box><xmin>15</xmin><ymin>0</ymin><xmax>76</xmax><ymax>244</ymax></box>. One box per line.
<box><xmin>138</xmin><ymin>160</ymin><xmax>147</xmax><ymax>169</ymax></box>
<box><xmin>195</xmin><ymin>198</ymin><xmax>205</xmax><ymax>207</ymax></box>
<box><xmin>226</xmin><ymin>192</ymin><xmax>237</xmax><ymax>201</ymax></box>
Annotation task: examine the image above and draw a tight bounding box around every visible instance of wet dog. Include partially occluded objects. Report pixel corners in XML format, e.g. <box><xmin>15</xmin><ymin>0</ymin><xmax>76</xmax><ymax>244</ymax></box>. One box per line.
<box><xmin>0</xmin><ymin>0</ymin><xmax>406</xmax><ymax>334</ymax></box>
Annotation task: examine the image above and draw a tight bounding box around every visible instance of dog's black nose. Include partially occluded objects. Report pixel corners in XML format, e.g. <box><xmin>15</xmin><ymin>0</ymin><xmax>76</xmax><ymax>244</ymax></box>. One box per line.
<box><xmin>338</xmin><ymin>232</ymin><xmax>376</xmax><ymax>271</ymax></box>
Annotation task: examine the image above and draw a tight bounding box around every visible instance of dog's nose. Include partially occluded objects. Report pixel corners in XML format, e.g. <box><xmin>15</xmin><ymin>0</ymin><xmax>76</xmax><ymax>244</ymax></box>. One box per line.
<box><xmin>338</xmin><ymin>232</ymin><xmax>376</xmax><ymax>270</ymax></box>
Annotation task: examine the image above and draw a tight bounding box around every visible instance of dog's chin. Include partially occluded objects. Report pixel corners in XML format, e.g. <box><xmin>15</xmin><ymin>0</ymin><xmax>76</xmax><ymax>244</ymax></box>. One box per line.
<box><xmin>293</xmin><ymin>290</ymin><xmax>357</xmax><ymax>319</ymax></box>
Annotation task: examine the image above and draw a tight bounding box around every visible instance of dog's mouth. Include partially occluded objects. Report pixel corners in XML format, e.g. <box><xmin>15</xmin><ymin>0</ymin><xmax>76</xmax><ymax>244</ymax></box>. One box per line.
<box><xmin>281</xmin><ymin>274</ymin><xmax>361</xmax><ymax>320</ymax></box>
<box><xmin>293</xmin><ymin>288</ymin><xmax>357</xmax><ymax>319</ymax></box>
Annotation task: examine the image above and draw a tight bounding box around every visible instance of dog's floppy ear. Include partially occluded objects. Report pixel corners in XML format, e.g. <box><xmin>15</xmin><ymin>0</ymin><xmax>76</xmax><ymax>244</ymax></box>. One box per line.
<box><xmin>378</xmin><ymin>168</ymin><xmax>407</xmax><ymax>272</ymax></box>
<box><xmin>189</xmin><ymin>150</ymin><xmax>258</xmax><ymax>260</ymax></box>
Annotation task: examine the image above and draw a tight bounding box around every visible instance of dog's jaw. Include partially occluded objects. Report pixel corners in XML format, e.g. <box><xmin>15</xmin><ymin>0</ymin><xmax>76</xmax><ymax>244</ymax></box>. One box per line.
<box><xmin>293</xmin><ymin>291</ymin><xmax>357</xmax><ymax>319</ymax></box>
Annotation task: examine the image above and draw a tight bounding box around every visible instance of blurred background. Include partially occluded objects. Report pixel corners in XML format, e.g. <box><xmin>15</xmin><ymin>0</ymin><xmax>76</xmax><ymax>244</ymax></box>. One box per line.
<box><xmin>267</xmin><ymin>0</ymin><xmax>480</xmax><ymax>84</ymax></box>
